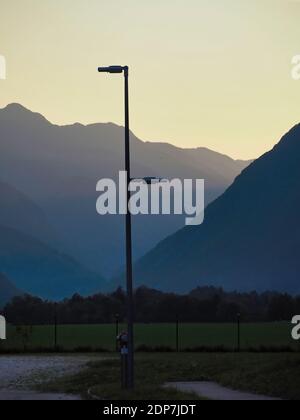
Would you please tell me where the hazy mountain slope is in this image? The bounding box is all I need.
[0,225,106,300]
[0,181,57,245]
[133,124,300,294]
[0,273,21,307]
[0,103,250,277]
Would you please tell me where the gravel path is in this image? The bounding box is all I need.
[0,354,100,400]
[165,382,281,401]
[0,391,80,400]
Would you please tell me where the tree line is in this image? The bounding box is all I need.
[2,286,300,325]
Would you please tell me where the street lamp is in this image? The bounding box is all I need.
[97,65,134,389]
[98,65,125,74]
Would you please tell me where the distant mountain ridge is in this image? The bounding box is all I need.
[0,103,250,279]
[0,180,106,300]
[133,124,300,294]
[0,224,106,300]
[0,181,57,245]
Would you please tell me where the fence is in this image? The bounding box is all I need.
[0,322,297,353]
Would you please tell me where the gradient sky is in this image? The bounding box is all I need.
[0,0,300,159]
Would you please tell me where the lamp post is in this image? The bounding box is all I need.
[98,65,134,389]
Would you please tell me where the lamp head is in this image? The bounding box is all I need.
[98,65,124,74]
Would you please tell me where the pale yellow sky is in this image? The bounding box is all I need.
[0,0,300,159]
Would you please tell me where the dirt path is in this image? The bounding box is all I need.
[165,382,280,401]
[0,354,100,400]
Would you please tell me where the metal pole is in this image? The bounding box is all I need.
[124,66,134,389]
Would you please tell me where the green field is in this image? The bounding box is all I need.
[1,322,297,352]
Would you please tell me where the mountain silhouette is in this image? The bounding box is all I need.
[0,181,57,245]
[0,103,250,277]
[0,179,107,300]
[0,225,106,300]
[0,273,21,307]
[133,124,300,294]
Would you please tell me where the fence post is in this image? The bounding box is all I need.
[176,315,179,352]
[115,314,120,352]
[54,303,58,351]
[237,313,241,352]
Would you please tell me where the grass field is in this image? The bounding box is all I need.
[41,352,300,400]
[1,322,297,352]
